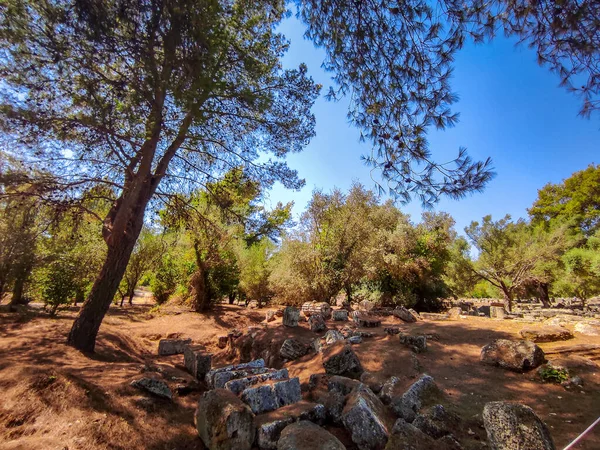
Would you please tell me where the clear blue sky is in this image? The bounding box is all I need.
[264,17,599,236]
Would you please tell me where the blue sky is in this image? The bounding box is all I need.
[264,17,599,236]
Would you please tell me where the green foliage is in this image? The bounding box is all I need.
[38,257,78,316]
[530,165,600,235]
[539,366,569,384]
[150,254,180,305]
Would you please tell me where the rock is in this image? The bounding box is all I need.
[323,343,364,379]
[280,338,309,360]
[266,310,277,322]
[412,405,461,439]
[328,375,364,395]
[379,376,401,405]
[419,312,448,320]
[483,401,555,450]
[333,310,349,321]
[357,314,382,327]
[480,339,545,372]
[385,327,402,335]
[355,331,374,338]
[213,367,273,389]
[277,421,346,450]
[390,375,439,423]
[248,300,259,309]
[302,301,333,320]
[399,335,427,353]
[348,336,362,344]
[217,335,229,349]
[241,378,302,414]
[130,377,172,400]
[574,322,600,336]
[325,329,345,345]
[195,389,255,450]
[359,300,375,311]
[360,372,383,394]
[313,337,325,353]
[309,314,327,332]
[393,307,418,323]
[183,345,212,380]
[255,402,326,449]
[490,306,506,319]
[324,389,346,425]
[205,359,265,388]
[447,307,462,319]
[409,309,422,320]
[519,326,573,342]
[224,368,289,395]
[342,387,391,450]
[562,375,584,388]
[385,418,436,450]
[157,338,192,355]
[283,307,300,327]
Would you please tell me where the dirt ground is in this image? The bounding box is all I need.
[0,298,598,450]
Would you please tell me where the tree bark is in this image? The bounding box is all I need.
[502,290,513,312]
[67,187,149,352]
[9,263,31,311]
[537,282,551,308]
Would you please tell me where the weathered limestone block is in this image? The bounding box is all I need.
[280,338,309,360]
[241,377,302,414]
[390,375,439,423]
[183,345,212,380]
[325,329,345,345]
[224,368,289,395]
[379,376,401,405]
[301,301,333,320]
[333,310,349,321]
[342,387,391,450]
[158,338,192,355]
[399,335,427,353]
[519,326,573,342]
[195,389,255,450]
[255,402,326,449]
[323,343,364,379]
[393,307,417,323]
[205,359,265,388]
[483,401,555,450]
[309,314,327,332]
[214,368,273,389]
[277,421,346,450]
[490,306,506,319]
[283,307,300,327]
[480,339,545,372]
[130,377,172,400]
[265,310,277,322]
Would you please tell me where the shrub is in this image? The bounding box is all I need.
[538,365,569,384]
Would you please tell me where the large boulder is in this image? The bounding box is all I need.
[490,306,506,319]
[224,368,289,395]
[390,375,439,423]
[205,359,265,388]
[241,377,302,414]
[277,421,346,450]
[393,307,417,323]
[379,376,401,405]
[328,375,364,396]
[255,401,326,449]
[323,343,364,379]
[385,419,436,450]
[280,339,309,361]
[483,401,555,450]
[412,405,461,439]
[480,339,545,372]
[342,387,392,450]
[158,338,192,355]
[283,307,300,327]
[195,389,255,450]
[519,326,573,343]
[130,377,172,400]
[309,314,327,332]
[446,307,462,319]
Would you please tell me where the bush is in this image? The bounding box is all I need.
[538,365,569,384]
[39,258,78,316]
[151,255,179,304]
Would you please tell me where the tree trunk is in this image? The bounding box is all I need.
[74,288,84,307]
[67,190,147,353]
[128,288,135,305]
[344,284,352,303]
[228,292,236,305]
[502,290,513,312]
[9,263,31,311]
[537,282,550,308]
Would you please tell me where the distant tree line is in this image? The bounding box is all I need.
[2,163,599,316]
